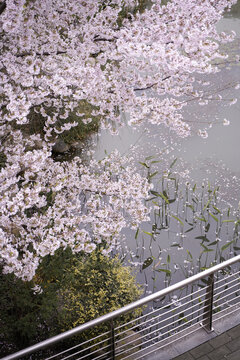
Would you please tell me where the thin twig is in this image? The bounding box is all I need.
[134,76,171,91]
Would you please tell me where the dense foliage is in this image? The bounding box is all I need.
[0,249,142,355]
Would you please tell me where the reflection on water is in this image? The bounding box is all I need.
[121,174,240,296]
[92,2,240,293]
[226,0,240,19]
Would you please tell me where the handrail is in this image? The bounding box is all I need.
[2,254,240,360]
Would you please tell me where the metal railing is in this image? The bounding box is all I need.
[2,254,240,360]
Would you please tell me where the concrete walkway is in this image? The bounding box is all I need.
[173,324,240,360]
[145,304,240,360]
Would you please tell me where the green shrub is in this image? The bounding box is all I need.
[0,249,142,356]
[56,251,142,334]
[0,269,46,354]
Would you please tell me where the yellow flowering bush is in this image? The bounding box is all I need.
[56,251,143,334]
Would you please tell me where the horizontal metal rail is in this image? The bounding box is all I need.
[2,254,240,360]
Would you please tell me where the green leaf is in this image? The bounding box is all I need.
[139,162,149,169]
[151,190,170,204]
[151,160,161,164]
[193,184,196,192]
[171,214,184,226]
[196,216,206,222]
[185,227,194,233]
[150,190,159,197]
[222,219,235,223]
[205,223,210,232]
[148,171,158,179]
[208,181,212,193]
[209,212,218,222]
[146,197,157,202]
[178,313,188,323]
[135,228,139,239]
[170,158,177,169]
[145,155,155,161]
[142,257,153,270]
[203,199,211,212]
[195,236,210,242]
[204,248,214,253]
[156,269,171,275]
[143,231,153,236]
[221,241,234,252]
[167,254,171,263]
[163,190,168,198]
[212,205,221,214]
[200,244,213,252]
[187,250,193,259]
[209,241,218,246]
[159,192,169,204]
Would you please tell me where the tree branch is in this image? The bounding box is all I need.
[94,37,116,42]
[16,50,67,57]
[134,76,171,91]
[0,1,6,15]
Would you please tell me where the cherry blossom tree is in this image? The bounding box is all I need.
[0,138,151,280]
[0,0,237,280]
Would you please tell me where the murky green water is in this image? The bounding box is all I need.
[91,1,240,294]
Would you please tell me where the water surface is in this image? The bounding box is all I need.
[91,2,240,294]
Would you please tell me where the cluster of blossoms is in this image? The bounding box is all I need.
[0,0,237,279]
[0,0,237,135]
[0,133,151,280]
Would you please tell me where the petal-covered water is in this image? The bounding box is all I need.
[92,1,240,294]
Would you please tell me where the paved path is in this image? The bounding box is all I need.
[146,305,240,360]
[173,324,240,360]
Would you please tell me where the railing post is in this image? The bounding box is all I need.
[201,273,214,332]
[109,319,115,360]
